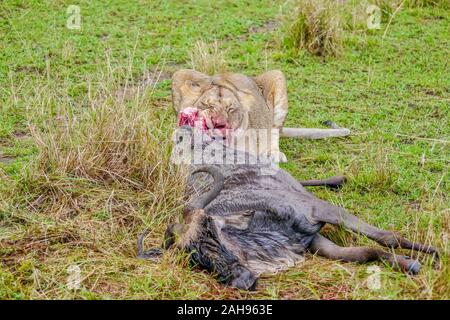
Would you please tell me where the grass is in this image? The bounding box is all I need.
[283,0,345,57]
[0,0,449,299]
[188,40,228,75]
[405,0,450,8]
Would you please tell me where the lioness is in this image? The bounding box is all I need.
[172,69,350,162]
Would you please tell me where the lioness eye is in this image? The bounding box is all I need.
[190,82,201,90]
[227,106,236,113]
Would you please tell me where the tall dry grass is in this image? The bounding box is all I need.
[283,0,345,57]
[24,61,185,208]
[345,0,399,30]
[0,56,190,298]
[405,0,450,8]
[29,57,188,217]
[188,40,228,75]
[282,0,447,57]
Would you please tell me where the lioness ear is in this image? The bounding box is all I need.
[171,69,211,112]
[253,70,288,128]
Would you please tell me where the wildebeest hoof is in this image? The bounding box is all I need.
[402,257,421,275]
[227,265,258,291]
[138,248,163,261]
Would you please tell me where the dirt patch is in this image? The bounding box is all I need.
[424,89,440,96]
[407,200,422,212]
[0,152,15,164]
[14,65,44,74]
[248,20,279,34]
[0,230,83,266]
[13,131,31,140]
[227,20,280,41]
[320,283,352,300]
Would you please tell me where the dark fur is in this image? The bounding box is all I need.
[138,127,438,290]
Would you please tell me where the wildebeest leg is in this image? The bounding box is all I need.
[137,223,181,260]
[312,205,438,255]
[309,234,422,274]
[223,264,258,291]
[298,175,346,189]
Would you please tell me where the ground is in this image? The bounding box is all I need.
[0,0,449,299]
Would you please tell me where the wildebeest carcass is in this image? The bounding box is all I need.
[138,127,438,290]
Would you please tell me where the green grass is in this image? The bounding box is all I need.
[0,0,449,299]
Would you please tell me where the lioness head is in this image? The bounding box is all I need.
[171,69,288,140]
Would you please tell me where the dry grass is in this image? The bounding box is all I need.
[347,0,448,31]
[405,0,450,8]
[0,57,192,299]
[22,60,186,219]
[345,0,399,30]
[283,0,345,57]
[188,40,228,75]
[283,0,447,50]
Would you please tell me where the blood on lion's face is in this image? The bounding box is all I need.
[177,84,246,140]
